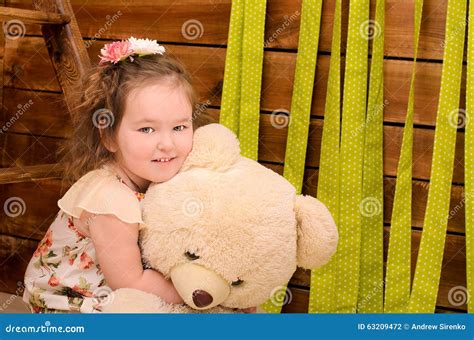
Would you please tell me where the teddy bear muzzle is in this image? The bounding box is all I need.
[170,263,230,310]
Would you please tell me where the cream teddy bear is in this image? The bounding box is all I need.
[103,123,338,313]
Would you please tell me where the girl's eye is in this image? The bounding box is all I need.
[139,127,154,134]
[174,125,187,132]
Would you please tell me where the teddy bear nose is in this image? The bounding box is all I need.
[192,289,213,307]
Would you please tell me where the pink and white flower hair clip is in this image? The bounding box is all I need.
[98,37,166,65]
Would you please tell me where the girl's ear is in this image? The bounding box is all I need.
[179,123,241,172]
[100,129,118,153]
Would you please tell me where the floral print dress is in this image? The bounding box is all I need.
[22,166,146,313]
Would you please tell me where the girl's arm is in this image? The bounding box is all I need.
[85,211,183,304]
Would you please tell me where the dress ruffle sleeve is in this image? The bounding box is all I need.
[57,169,144,225]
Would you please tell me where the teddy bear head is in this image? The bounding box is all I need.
[139,124,338,310]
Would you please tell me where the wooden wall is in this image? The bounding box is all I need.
[0,0,467,313]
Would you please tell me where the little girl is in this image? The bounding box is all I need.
[22,37,197,313]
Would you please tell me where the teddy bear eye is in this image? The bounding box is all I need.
[231,278,243,286]
[185,251,199,260]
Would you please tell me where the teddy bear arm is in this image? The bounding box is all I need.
[103,288,175,313]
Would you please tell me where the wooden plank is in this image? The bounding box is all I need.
[0,234,37,294]
[0,163,63,184]
[287,229,467,312]
[0,178,62,240]
[2,88,70,138]
[3,37,61,91]
[3,37,457,127]
[0,1,5,130]
[7,0,450,61]
[0,132,64,167]
[0,291,30,313]
[0,6,70,25]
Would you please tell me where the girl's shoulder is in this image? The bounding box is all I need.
[57,166,144,225]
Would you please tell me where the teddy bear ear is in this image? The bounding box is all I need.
[180,123,241,172]
[294,195,339,269]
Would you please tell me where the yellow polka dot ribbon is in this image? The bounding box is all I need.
[259,0,324,314]
[220,0,266,160]
[407,0,467,313]
[383,0,423,313]
[358,0,385,313]
[239,0,267,160]
[310,0,372,314]
[334,0,370,313]
[220,0,245,135]
[466,0,474,314]
[308,0,341,313]
[282,0,323,194]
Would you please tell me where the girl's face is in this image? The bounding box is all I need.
[108,80,194,191]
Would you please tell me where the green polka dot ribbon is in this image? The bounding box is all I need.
[309,0,341,313]
[239,0,267,160]
[383,0,423,313]
[220,0,267,152]
[334,0,370,313]
[310,0,371,314]
[220,0,245,135]
[260,0,323,314]
[466,0,474,314]
[407,0,467,313]
[282,0,323,193]
[358,0,385,313]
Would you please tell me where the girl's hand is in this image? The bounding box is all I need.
[88,213,184,304]
[241,306,257,313]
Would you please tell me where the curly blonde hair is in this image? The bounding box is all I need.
[59,53,198,191]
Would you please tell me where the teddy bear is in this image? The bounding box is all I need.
[102,123,338,313]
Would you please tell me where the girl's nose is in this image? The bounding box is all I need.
[156,133,174,151]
